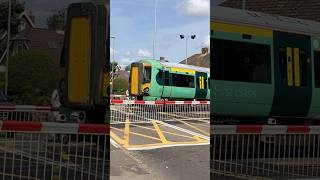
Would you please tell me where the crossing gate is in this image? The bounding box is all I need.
[0,121,109,180]
[212,125,320,179]
[110,100,210,124]
[0,105,58,122]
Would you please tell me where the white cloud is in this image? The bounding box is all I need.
[110,48,117,58]
[137,49,152,58]
[201,35,210,48]
[124,51,132,57]
[178,0,210,16]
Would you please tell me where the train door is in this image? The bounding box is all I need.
[195,72,208,99]
[271,31,312,118]
[161,70,172,99]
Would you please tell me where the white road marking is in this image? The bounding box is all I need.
[127,142,209,151]
[154,120,210,140]
[110,138,119,148]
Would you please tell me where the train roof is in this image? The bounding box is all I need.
[160,61,210,74]
[211,6,320,36]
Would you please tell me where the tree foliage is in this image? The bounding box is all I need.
[8,51,59,105]
[0,0,25,35]
[125,64,131,71]
[47,9,66,31]
[111,61,119,73]
[113,78,129,95]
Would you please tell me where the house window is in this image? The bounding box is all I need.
[48,41,58,49]
[17,41,24,53]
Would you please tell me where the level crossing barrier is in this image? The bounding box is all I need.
[212,125,320,179]
[0,105,58,122]
[110,100,210,124]
[0,120,109,180]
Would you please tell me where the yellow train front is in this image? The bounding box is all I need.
[130,59,210,101]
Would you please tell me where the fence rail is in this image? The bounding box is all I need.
[110,100,210,124]
[212,125,320,179]
[0,121,109,180]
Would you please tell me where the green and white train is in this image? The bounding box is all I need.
[129,59,210,101]
[212,6,320,124]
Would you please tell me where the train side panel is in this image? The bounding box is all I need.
[212,20,275,118]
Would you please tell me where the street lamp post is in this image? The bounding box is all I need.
[5,0,11,95]
[153,0,158,60]
[110,36,115,95]
[179,34,196,65]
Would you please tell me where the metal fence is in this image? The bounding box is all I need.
[212,125,320,179]
[110,100,210,124]
[0,121,109,180]
[0,105,57,122]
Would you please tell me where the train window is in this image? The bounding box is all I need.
[143,66,151,83]
[164,71,170,86]
[213,38,271,83]
[315,51,320,88]
[279,47,307,87]
[172,74,194,88]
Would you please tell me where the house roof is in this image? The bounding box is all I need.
[179,53,210,69]
[18,11,35,28]
[212,6,320,36]
[220,0,320,22]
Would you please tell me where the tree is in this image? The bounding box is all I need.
[125,64,131,71]
[0,0,25,35]
[111,62,120,73]
[47,9,66,31]
[8,51,59,105]
[113,78,129,95]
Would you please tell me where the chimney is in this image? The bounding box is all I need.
[202,47,209,54]
[159,57,168,62]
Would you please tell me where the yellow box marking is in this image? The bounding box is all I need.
[112,126,161,141]
[110,131,125,145]
[124,118,130,147]
[131,67,139,95]
[294,48,301,87]
[171,67,195,74]
[130,123,197,140]
[211,20,273,38]
[68,16,91,104]
[287,47,293,86]
[152,120,168,144]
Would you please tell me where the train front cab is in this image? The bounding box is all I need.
[130,62,151,100]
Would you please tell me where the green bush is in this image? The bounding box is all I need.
[113,78,129,95]
[8,51,59,105]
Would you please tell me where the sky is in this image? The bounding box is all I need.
[110,0,210,68]
[22,0,210,68]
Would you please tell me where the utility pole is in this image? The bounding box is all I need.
[110,36,115,95]
[242,0,246,10]
[5,0,11,95]
[153,0,158,60]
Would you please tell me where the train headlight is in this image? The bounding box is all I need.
[143,87,149,93]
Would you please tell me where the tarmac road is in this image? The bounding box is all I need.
[110,144,209,180]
